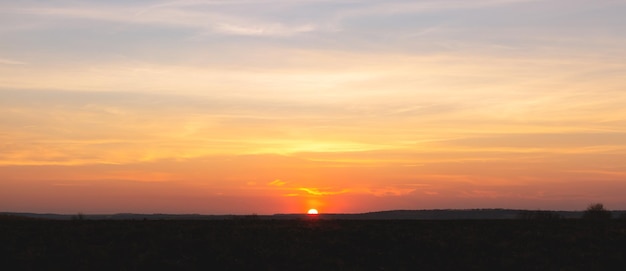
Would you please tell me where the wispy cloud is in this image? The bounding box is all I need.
[9,0,532,39]
[298,187,349,196]
[268,179,287,186]
[4,1,321,37]
[361,186,419,197]
[213,22,316,36]
[0,58,26,65]
[333,0,540,19]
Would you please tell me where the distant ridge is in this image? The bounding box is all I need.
[275,209,586,220]
[3,209,625,221]
[342,209,583,220]
[0,212,236,221]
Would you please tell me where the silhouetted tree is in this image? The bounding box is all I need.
[582,203,612,220]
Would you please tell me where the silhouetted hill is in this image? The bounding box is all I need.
[357,209,585,219]
[0,213,44,220]
[0,212,237,220]
[276,209,588,220]
[1,213,73,220]
[5,209,625,220]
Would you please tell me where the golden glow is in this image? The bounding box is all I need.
[2,0,626,214]
[307,209,319,215]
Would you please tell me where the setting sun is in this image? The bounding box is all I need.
[307,209,319,215]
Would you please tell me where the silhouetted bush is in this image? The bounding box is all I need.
[582,203,612,220]
[72,213,85,221]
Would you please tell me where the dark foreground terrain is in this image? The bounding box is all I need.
[2,218,625,270]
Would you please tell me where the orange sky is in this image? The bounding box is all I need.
[2,0,626,214]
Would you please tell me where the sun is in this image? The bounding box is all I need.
[307,208,319,215]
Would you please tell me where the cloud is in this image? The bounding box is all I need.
[333,0,540,20]
[445,133,626,149]
[366,187,418,197]
[298,187,349,196]
[0,58,26,65]
[213,22,316,36]
[4,1,321,37]
[6,0,537,39]
[269,179,287,186]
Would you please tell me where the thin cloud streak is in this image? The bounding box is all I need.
[335,0,541,19]
[0,58,26,65]
[4,2,322,37]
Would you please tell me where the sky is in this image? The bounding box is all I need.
[2,0,626,214]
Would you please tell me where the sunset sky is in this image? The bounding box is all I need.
[2,0,626,214]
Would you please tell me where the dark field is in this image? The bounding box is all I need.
[2,218,625,270]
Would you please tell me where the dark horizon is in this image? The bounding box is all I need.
[4,207,625,221]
